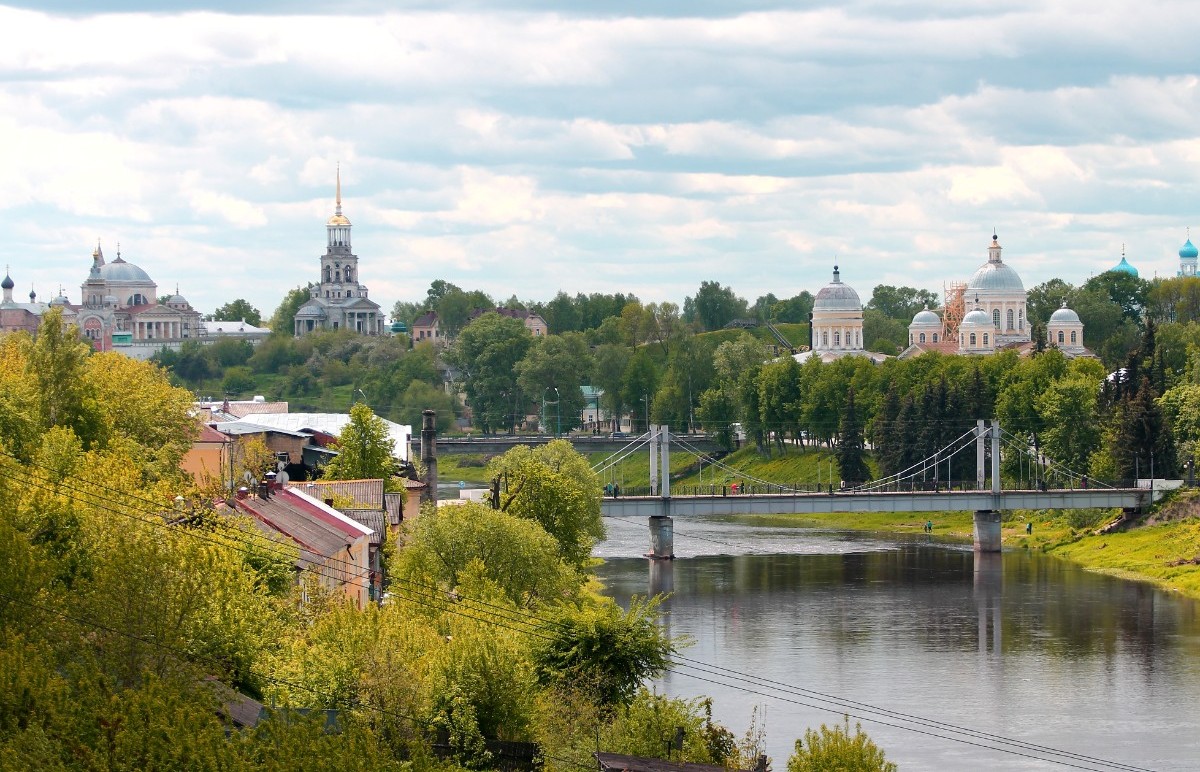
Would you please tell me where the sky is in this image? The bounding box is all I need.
[2,1,1198,320]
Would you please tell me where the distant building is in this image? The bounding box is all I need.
[227,482,375,607]
[411,311,442,344]
[793,265,887,364]
[1110,246,1139,278]
[901,233,1092,359]
[293,169,385,336]
[1178,232,1197,278]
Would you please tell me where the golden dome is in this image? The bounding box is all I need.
[327,213,351,226]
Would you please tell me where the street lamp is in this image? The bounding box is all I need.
[542,387,561,437]
[640,394,649,435]
[554,386,561,437]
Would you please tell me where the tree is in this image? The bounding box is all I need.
[773,291,814,324]
[270,285,312,335]
[488,440,604,568]
[593,344,631,431]
[448,313,533,434]
[1026,278,1076,325]
[392,502,582,608]
[837,387,870,485]
[1037,374,1102,473]
[1111,378,1177,480]
[689,281,748,331]
[862,309,906,355]
[787,716,897,772]
[532,597,674,709]
[211,299,262,327]
[866,285,938,321]
[1084,270,1150,324]
[322,403,397,483]
[516,334,594,434]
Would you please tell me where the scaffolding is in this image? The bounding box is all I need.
[942,281,966,341]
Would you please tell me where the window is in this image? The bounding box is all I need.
[1019,310,1024,330]
[1058,331,1065,344]
[970,333,977,345]
[834,331,841,346]
[992,309,1001,328]
[1071,331,1077,344]
[933,333,939,343]
[325,266,332,282]
[983,333,989,345]
[1007,309,1014,330]
[919,333,926,343]
[822,331,828,347]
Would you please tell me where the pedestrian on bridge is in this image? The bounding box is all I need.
[614,483,620,498]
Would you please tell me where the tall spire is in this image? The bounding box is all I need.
[335,162,343,217]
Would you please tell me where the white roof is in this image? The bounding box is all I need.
[242,412,411,461]
[203,319,271,335]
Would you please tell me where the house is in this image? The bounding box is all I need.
[285,478,414,584]
[182,422,232,485]
[227,482,375,607]
[412,312,442,344]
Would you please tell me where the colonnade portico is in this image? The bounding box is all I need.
[136,319,190,340]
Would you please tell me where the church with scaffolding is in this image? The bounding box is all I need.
[900,233,1089,359]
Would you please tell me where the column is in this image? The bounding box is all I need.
[648,515,674,559]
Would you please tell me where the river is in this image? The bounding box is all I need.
[594,515,1200,771]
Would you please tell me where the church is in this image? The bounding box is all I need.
[901,233,1089,359]
[1,244,204,359]
[293,171,385,336]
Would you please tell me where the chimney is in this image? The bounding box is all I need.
[265,470,278,491]
[420,409,438,505]
[236,486,249,500]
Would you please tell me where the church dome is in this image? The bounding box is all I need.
[1110,256,1138,277]
[168,293,188,305]
[813,266,862,312]
[100,257,153,283]
[910,308,940,326]
[327,212,351,226]
[962,308,990,327]
[1,273,13,290]
[1180,239,1198,260]
[1050,305,1081,323]
[967,261,1025,293]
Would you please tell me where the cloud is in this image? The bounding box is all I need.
[2,2,1200,317]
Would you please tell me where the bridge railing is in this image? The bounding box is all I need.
[601,477,1136,498]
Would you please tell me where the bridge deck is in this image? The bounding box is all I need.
[600,488,1152,517]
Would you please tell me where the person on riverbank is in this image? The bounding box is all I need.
[924,520,933,533]
[1026,521,1033,535]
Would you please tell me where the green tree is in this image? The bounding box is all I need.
[392,502,582,608]
[1038,374,1102,473]
[787,716,897,772]
[271,285,313,335]
[1111,378,1177,480]
[862,309,906,355]
[688,281,749,331]
[837,387,870,485]
[532,597,674,708]
[448,313,533,434]
[772,291,814,324]
[211,298,262,326]
[323,403,397,484]
[516,334,594,434]
[1026,278,1076,325]
[593,344,631,432]
[866,284,938,321]
[488,440,604,568]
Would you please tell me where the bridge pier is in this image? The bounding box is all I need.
[973,510,1002,552]
[648,514,674,559]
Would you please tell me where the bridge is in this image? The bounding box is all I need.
[593,421,1165,555]
[430,433,726,456]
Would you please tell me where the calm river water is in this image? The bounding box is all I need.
[594,515,1200,771]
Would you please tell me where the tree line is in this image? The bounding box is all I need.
[0,309,898,770]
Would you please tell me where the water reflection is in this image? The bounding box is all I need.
[596,518,1200,770]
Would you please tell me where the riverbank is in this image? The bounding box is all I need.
[739,492,1200,598]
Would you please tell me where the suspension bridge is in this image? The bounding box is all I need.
[592,421,1159,555]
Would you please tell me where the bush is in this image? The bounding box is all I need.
[787,716,896,772]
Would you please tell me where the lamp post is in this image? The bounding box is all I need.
[542,387,561,437]
[640,394,649,435]
[554,386,561,437]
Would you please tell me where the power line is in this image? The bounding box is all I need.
[1,451,1153,770]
